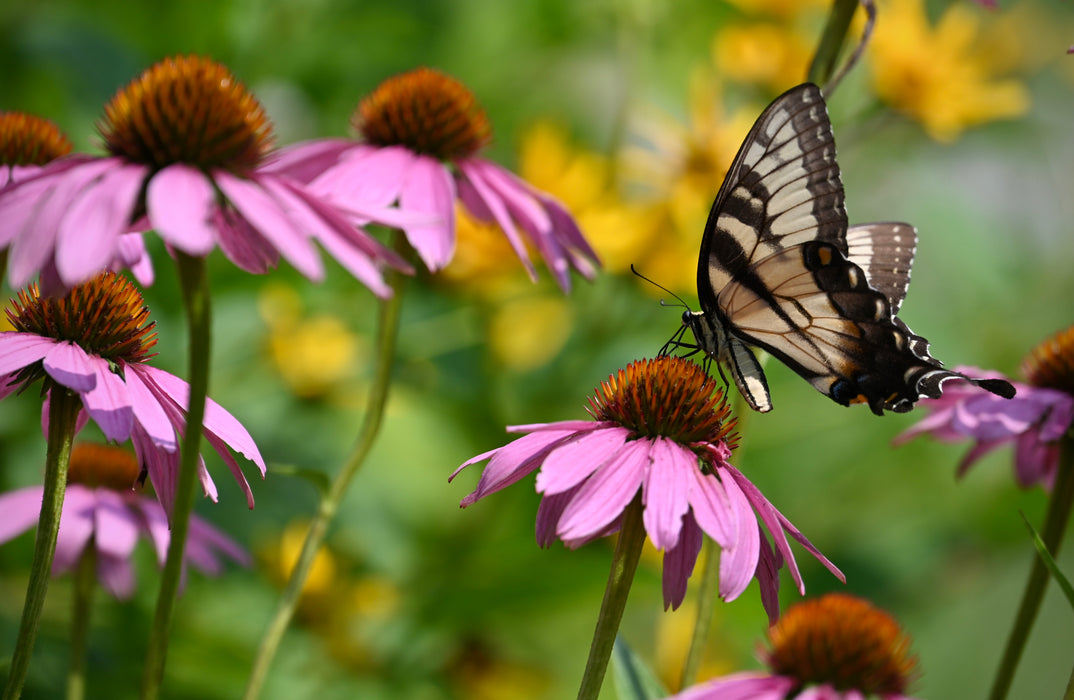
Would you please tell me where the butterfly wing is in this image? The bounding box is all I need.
[690,84,1013,413]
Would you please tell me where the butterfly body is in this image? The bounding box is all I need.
[675,83,1014,415]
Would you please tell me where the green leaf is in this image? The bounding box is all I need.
[1021,511,1074,612]
[612,636,669,700]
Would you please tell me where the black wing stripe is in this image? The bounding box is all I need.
[845,223,917,312]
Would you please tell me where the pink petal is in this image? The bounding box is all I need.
[535,485,580,547]
[556,441,649,542]
[53,486,96,573]
[0,486,46,543]
[261,139,356,181]
[725,465,807,593]
[672,673,793,700]
[92,490,141,560]
[456,429,580,506]
[685,468,733,548]
[399,156,456,271]
[124,365,178,452]
[98,554,138,599]
[311,144,414,207]
[754,538,782,624]
[80,358,133,442]
[55,163,145,285]
[215,171,324,281]
[642,438,693,550]
[716,467,760,603]
[186,513,251,572]
[456,160,537,280]
[0,333,54,375]
[535,426,631,495]
[661,514,703,610]
[132,425,178,519]
[146,164,218,255]
[42,341,98,392]
[115,233,156,286]
[213,206,280,274]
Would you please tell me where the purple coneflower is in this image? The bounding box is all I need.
[0,111,153,291]
[266,67,599,288]
[667,593,920,700]
[0,56,411,295]
[450,355,842,619]
[0,271,265,518]
[896,325,1074,489]
[0,443,248,598]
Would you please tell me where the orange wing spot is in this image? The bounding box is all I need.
[848,394,868,405]
[817,246,832,266]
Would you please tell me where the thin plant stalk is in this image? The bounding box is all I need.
[243,231,410,700]
[576,496,647,700]
[2,388,81,700]
[678,375,755,689]
[988,436,1074,700]
[140,253,212,700]
[807,0,860,87]
[66,545,97,700]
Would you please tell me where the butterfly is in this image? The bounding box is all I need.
[663,82,1015,415]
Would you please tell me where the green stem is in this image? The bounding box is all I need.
[66,544,96,700]
[1065,659,1074,700]
[678,359,758,689]
[242,232,410,700]
[988,435,1074,700]
[140,253,211,700]
[807,0,861,88]
[576,496,647,700]
[2,388,80,700]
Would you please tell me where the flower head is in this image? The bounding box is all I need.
[896,325,1074,489]
[668,593,920,700]
[450,356,842,618]
[266,67,600,288]
[0,443,249,599]
[0,112,73,184]
[0,55,410,294]
[0,272,266,518]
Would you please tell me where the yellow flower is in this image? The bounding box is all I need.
[712,23,813,94]
[869,0,1030,141]
[258,283,363,399]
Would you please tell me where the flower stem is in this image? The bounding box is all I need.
[679,364,756,689]
[242,232,409,700]
[140,253,211,700]
[988,435,1074,700]
[66,544,96,700]
[576,495,647,700]
[2,388,80,700]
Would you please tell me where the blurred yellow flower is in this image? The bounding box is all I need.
[259,521,341,621]
[258,283,363,399]
[869,0,1030,141]
[654,597,737,693]
[712,23,813,93]
[724,0,827,19]
[488,293,573,372]
[448,639,549,700]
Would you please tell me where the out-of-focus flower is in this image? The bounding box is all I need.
[451,356,842,619]
[723,0,827,19]
[666,593,920,700]
[0,272,265,518]
[0,443,248,599]
[896,325,1074,489]
[869,0,1029,141]
[623,72,756,293]
[447,638,550,700]
[258,283,362,399]
[0,112,154,288]
[712,24,813,94]
[267,68,600,290]
[0,55,410,295]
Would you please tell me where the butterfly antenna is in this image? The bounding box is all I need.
[630,264,692,311]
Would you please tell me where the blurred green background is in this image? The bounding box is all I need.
[2,0,1074,698]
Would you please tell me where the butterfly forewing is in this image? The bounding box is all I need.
[682,82,1015,414]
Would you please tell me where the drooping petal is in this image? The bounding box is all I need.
[146,164,217,255]
[641,437,693,551]
[132,424,178,519]
[92,490,142,561]
[661,514,703,610]
[535,485,581,548]
[115,233,155,287]
[42,340,98,392]
[80,358,134,442]
[310,144,414,207]
[124,365,178,452]
[456,160,537,280]
[213,206,280,274]
[55,163,145,285]
[556,440,649,542]
[398,155,456,271]
[215,171,324,281]
[754,537,782,625]
[97,554,137,599]
[685,467,733,548]
[535,427,631,496]
[0,486,46,543]
[715,466,761,603]
[185,513,251,573]
[261,139,355,182]
[52,486,96,573]
[0,333,54,375]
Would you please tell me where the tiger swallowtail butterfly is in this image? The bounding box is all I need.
[664,82,1015,415]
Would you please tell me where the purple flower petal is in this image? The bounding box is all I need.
[535,427,630,495]
[146,164,218,255]
[556,440,649,542]
[215,171,325,281]
[455,428,580,506]
[456,160,537,280]
[715,467,761,603]
[642,437,692,550]
[42,341,98,392]
[115,233,155,287]
[262,139,356,182]
[53,486,96,573]
[0,486,45,543]
[213,206,280,274]
[186,513,251,572]
[662,514,703,610]
[535,485,581,547]
[97,554,137,599]
[311,144,414,207]
[671,672,793,700]
[399,156,456,271]
[0,333,54,375]
[92,490,141,560]
[80,358,134,442]
[684,467,733,548]
[123,364,178,452]
[55,163,145,285]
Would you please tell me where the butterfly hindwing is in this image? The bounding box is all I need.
[678,83,1015,414]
